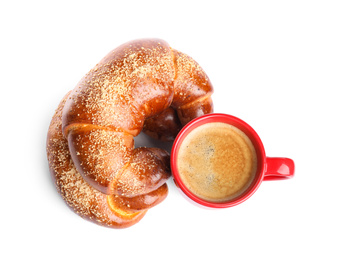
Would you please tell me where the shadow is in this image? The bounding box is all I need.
[134,132,174,154]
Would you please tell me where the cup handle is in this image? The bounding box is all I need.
[263,157,295,181]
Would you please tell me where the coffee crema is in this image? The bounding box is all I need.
[177,122,257,202]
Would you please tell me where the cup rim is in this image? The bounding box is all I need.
[170,113,266,208]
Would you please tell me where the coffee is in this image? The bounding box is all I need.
[177,122,257,202]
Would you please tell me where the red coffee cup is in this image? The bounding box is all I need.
[171,113,295,208]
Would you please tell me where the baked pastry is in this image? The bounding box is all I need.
[47,39,214,228]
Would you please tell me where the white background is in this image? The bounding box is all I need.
[1,1,336,259]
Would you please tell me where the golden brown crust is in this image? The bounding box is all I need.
[62,39,175,136]
[108,184,168,213]
[171,49,214,125]
[47,93,146,228]
[113,147,170,197]
[142,48,214,138]
[47,39,213,228]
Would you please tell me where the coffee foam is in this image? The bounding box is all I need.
[177,122,257,202]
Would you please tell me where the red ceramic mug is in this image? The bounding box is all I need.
[171,113,295,208]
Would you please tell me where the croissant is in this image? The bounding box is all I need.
[47,39,214,228]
